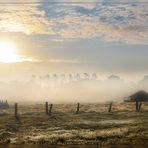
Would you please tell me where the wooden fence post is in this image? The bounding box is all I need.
[45,102,48,115]
[108,102,112,112]
[136,101,139,112]
[76,103,80,114]
[14,103,18,117]
[49,104,53,114]
[138,102,142,112]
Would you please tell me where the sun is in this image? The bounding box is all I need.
[0,41,21,63]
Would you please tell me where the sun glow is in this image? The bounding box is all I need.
[0,41,21,63]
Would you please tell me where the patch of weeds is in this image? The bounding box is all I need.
[50,136,67,144]
[38,138,50,145]
[56,137,66,144]
[5,124,20,132]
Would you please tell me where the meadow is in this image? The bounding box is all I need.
[0,102,148,146]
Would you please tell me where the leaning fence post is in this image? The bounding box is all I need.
[108,102,112,112]
[14,103,18,117]
[45,102,48,115]
[76,103,80,114]
[138,102,142,112]
[49,104,53,114]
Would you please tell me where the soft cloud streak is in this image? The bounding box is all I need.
[0,3,54,34]
[0,0,147,44]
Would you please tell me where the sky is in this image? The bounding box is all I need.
[0,0,148,81]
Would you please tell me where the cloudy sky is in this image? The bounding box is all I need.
[0,0,148,80]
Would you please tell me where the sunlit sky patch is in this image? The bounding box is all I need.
[0,0,148,79]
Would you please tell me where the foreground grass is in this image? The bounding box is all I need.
[0,103,148,145]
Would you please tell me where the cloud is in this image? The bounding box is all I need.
[0,0,147,44]
[46,59,79,63]
[0,2,55,35]
[46,1,147,44]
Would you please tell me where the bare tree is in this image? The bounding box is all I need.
[69,74,73,82]
[75,73,81,81]
[92,73,98,80]
[84,73,90,80]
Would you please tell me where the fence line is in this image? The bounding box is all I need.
[5,101,147,118]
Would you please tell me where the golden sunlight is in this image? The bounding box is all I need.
[0,41,22,63]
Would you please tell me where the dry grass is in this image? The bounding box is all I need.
[0,102,148,145]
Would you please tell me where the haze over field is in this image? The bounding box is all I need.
[0,74,148,102]
[0,0,148,102]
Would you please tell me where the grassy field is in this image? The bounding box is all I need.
[0,102,148,146]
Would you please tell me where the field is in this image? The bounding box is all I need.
[0,102,148,146]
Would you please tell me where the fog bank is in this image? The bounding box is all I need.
[0,74,148,103]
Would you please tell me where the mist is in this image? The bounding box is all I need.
[0,74,148,103]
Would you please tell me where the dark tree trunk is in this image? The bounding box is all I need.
[136,101,139,112]
[138,102,142,112]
